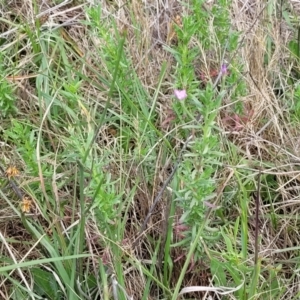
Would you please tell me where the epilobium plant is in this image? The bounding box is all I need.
[168,0,243,281]
[174,85,224,249]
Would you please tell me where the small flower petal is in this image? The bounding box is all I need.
[221,64,228,75]
[174,89,187,100]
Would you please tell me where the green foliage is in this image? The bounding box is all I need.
[289,39,300,61]
[0,76,17,118]
[3,120,37,171]
[291,84,300,121]
[173,87,224,263]
[89,166,123,231]
[32,268,61,300]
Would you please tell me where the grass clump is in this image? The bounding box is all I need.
[1,0,300,299]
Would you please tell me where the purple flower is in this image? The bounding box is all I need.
[221,64,228,75]
[174,89,187,101]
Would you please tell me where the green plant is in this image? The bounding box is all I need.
[0,77,17,118]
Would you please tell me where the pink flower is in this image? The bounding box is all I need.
[221,64,228,75]
[174,89,187,101]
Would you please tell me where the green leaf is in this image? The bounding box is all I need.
[210,258,226,285]
[289,40,300,60]
[32,268,60,299]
